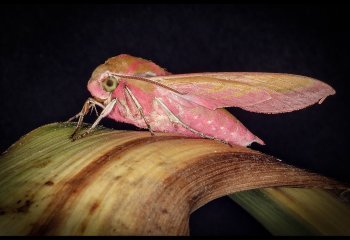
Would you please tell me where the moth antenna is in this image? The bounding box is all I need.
[111,73,183,95]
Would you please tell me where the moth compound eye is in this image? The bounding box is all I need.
[102,76,118,92]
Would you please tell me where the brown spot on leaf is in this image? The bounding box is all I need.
[89,202,100,215]
[44,181,54,186]
[79,221,87,234]
[17,200,33,213]
[114,175,122,181]
[161,208,168,214]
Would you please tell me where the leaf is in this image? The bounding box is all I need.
[0,123,348,235]
[230,188,350,235]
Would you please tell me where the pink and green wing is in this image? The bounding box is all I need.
[152,73,335,113]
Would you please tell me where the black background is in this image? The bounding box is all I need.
[1,4,349,235]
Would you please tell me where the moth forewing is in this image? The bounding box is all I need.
[150,72,336,113]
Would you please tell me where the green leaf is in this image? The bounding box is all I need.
[0,122,348,235]
[230,188,350,235]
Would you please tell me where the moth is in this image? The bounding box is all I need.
[68,54,335,146]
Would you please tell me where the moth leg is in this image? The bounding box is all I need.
[66,99,89,123]
[67,98,105,122]
[90,103,99,116]
[72,99,117,141]
[68,98,105,139]
[124,86,155,136]
[154,98,229,145]
[68,98,92,139]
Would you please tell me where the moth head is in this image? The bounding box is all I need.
[87,53,168,103]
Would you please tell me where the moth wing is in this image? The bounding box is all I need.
[150,72,336,114]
